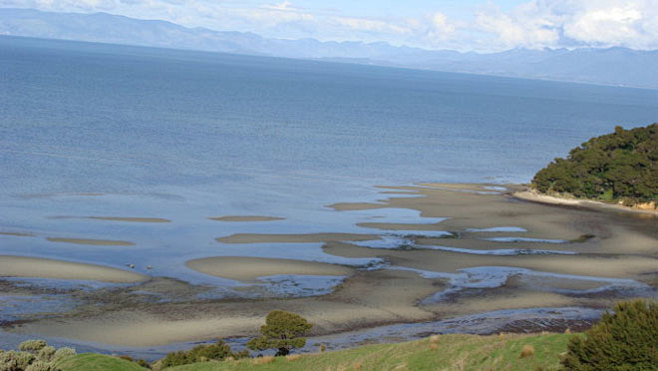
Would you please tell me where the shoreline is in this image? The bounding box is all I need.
[1,182,656,351]
[513,188,658,216]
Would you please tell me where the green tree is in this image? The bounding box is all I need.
[562,299,657,370]
[247,310,313,356]
[532,123,657,205]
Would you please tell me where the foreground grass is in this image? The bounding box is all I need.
[163,333,570,371]
[56,353,148,371]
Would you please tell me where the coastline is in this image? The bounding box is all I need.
[513,188,658,216]
[1,182,656,351]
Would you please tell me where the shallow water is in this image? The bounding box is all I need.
[1,36,657,351]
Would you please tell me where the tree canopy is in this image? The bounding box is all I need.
[246,310,313,356]
[532,123,657,206]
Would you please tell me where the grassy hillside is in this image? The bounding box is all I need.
[57,333,571,371]
[165,333,570,371]
[532,123,657,206]
[55,353,149,371]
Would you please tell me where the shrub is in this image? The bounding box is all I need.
[562,299,658,370]
[24,361,55,371]
[35,347,54,363]
[17,341,46,354]
[1,341,79,371]
[136,359,150,369]
[52,347,76,362]
[0,350,35,371]
[247,310,313,356]
[160,339,237,368]
[519,345,535,358]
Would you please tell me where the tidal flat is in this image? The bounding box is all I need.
[0,184,656,352]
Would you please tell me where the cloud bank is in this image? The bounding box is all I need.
[2,0,657,51]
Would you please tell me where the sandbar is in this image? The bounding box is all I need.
[0,255,147,283]
[216,232,378,244]
[186,257,354,282]
[88,217,171,223]
[0,232,34,237]
[46,237,135,246]
[209,215,284,222]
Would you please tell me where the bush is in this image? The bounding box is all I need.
[562,299,658,370]
[52,348,76,362]
[247,310,313,356]
[0,340,77,371]
[34,348,54,364]
[0,351,35,371]
[17,342,46,354]
[24,361,55,371]
[160,339,238,368]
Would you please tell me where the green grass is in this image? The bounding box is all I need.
[56,353,148,371]
[163,333,570,371]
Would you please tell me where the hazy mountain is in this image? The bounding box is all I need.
[2,8,657,89]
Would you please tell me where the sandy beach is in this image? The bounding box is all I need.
[514,189,658,215]
[186,256,354,282]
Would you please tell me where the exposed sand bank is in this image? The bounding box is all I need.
[0,256,147,283]
[209,216,285,222]
[8,270,443,347]
[186,257,353,282]
[46,237,135,246]
[49,216,170,222]
[0,232,34,237]
[216,233,378,244]
[88,217,171,223]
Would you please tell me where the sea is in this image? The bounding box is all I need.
[1,35,657,282]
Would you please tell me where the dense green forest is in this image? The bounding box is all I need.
[532,123,657,206]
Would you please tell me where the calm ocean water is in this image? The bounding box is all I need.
[1,36,657,281]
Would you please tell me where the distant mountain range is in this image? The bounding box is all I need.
[2,8,657,89]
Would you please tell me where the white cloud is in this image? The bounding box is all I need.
[473,0,658,50]
[331,16,411,35]
[564,2,652,47]
[2,0,658,51]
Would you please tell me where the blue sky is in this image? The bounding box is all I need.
[2,0,657,51]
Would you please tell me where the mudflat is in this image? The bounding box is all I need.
[3,183,656,348]
[0,255,148,283]
[186,256,354,282]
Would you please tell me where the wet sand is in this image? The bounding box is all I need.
[186,257,353,282]
[48,216,170,222]
[88,217,171,223]
[209,216,285,222]
[0,256,147,283]
[217,233,379,244]
[3,183,656,349]
[46,238,135,246]
[0,232,34,237]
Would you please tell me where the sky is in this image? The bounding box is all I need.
[2,0,658,52]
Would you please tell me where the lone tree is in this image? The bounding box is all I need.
[562,299,657,370]
[247,310,313,356]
